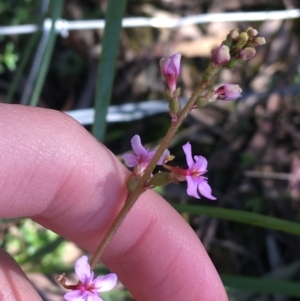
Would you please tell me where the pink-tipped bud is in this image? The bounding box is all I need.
[214,84,242,101]
[228,29,239,41]
[211,45,230,66]
[252,37,266,46]
[246,27,258,37]
[160,53,181,93]
[238,47,256,60]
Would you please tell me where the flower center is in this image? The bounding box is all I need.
[77,283,95,294]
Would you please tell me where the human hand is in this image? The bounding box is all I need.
[0,103,228,301]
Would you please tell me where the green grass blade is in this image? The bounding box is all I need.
[173,204,300,235]
[29,0,64,107]
[92,0,128,141]
[222,275,300,297]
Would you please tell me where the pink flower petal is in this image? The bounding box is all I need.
[186,176,200,199]
[171,53,181,74]
[64,290,86,301]
[198,181,216,200]
[159,57,170,77]
[182,142,194,168]
[145,149,156,162]
[131,135,147,157]
[75,256,92,284]
[94,273,118,292]
[157,149,170,165]
[87,295,103,301]
[121,153,139,167]
[193,155,208,172]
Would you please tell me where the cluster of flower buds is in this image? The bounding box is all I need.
[159,28,265,113]
[224,27,266,67]
[210,27,265,68]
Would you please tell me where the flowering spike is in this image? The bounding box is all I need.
[160,53,181,93]
[62,256,117,301]
[214,84,242,101]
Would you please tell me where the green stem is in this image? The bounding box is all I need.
[92,0,127,142]
[29,0,64,107]
[89,66,217,269]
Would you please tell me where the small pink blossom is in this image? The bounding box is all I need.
[122,135,170,174]
[182,142,216,200]
[164,143,216,200]
[214,84,242,101]
[64,256,117,301]
[159,53,181,93]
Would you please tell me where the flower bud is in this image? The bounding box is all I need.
[228,29,239,41]
[160,53,181,93]
[224,29,239,47]
[211,45,230,66]
[235,32,249,51]
[214,84,242,101]
[246,27,258,37]
[238,47,256,60]
[252,37,266,46]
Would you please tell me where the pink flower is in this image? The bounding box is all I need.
[164,143,216,200]
[214,84,242,101]
[159,53,181,93]
[182,142,216,200]
[64,256,117,301]
[122,135,170,174]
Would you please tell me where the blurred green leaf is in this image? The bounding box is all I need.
[223,274,300,297]
[0,42,18,73]
[173,204,300,235]
[227,262,300,300]
[19,236,65,265]
[92,0,128,141]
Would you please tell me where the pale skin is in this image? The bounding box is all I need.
[0,103,228,301]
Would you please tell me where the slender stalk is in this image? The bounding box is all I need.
[29,0,64,107]
[90,75,214,269]
[92,0,127,141]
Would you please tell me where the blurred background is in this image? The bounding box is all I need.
[1,0,300,300]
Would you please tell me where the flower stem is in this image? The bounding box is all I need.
[89,65,217,269]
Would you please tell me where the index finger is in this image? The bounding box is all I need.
[0,103,227,301]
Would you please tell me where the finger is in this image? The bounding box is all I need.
[0,248,42,301]
[0,104,227,301]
